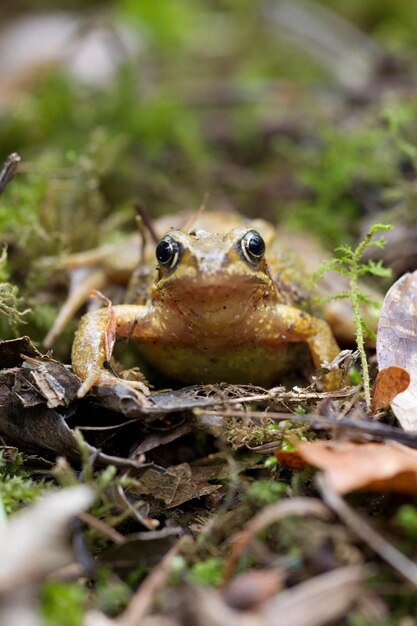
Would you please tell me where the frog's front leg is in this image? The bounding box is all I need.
[262,304,341,390]
[71,304,153,398]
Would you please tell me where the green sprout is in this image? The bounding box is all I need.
[314,224,392,412]
[0,246,30,328]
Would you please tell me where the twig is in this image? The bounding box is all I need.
[317,473,417,587]
[226,386,358,404]
[78,511,126,545]
[224,497,331,581]
[117,540,182,625]
[0,153,21,194]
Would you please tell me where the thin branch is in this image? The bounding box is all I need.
[317,473,417,587]
[78,511,126,545]
[224,497,331,581]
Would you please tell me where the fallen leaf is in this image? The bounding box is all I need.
[131,423,191,456]
[371,366,410,412]
[276,449,307,470]
[377,271,417,430]
[296,440,417,495]
[0,336,42,367]
[135,463,222,508]
[98,527,181,569]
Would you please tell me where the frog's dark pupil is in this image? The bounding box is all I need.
[240,230,265,264]
[156,239,174,265]
[248,233,265,257]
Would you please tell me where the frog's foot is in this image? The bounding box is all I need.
[118,366,150,386]
[76,367,150,399]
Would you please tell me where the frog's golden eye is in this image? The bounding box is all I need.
[240,230,265,265]
[156,236,181,270]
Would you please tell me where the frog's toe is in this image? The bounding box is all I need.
[117,379,151,396]
[76,367,110,398]
[76,366,151,400]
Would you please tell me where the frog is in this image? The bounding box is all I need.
[70,212,341,397]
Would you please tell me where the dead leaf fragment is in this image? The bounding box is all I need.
[371,366,410,412]
[276,449,307,470]
[296,440,417,495]
[136,463,221,508]
[377,271,417,430]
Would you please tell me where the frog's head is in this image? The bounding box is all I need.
[152,227,276,319]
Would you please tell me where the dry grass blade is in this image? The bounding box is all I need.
[78,512,125,545]
[317,473,417,586]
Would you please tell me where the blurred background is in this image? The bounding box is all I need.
[1,0,417,346]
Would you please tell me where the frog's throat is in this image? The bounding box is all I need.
[153,282,275,331]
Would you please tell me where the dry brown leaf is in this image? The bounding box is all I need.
[371,366,410,412]
[276,449,307,470]
[296,440,417,495]
[135,463,221,508]
[377,271,417,430]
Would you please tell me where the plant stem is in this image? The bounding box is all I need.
[350,238,371,412]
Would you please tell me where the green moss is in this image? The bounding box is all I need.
[245,479,287,507]
[291,124,397,244]
[40,581,87,626]
[395,505,417,540]
[0,452,51,515]
[189,557,225,587]
[95,569,132,616]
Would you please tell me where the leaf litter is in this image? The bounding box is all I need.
[4,328,417,624]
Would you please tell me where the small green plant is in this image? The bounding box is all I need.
[245,479,287,506]
[0,246,30,328]
[0,452,51,515]
[314,224,392,412]
[41,581,87,626]
[395,505,417,540]
[189,557,224,587]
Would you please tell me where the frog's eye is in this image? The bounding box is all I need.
[156,236,181,270]
[240,230,265,264]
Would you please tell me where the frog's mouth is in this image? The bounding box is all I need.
[159,274,271,313]
[160,272,270,295]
